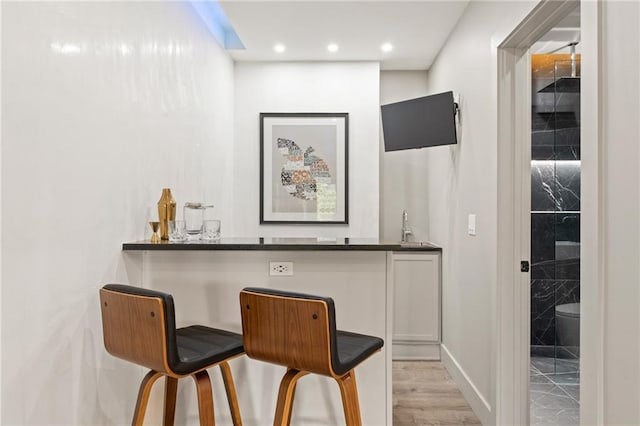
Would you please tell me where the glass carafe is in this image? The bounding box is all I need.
[183,202,213,239]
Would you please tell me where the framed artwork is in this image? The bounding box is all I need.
[260,113,349,224]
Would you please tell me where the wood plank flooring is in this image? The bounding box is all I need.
[393,361,482,426]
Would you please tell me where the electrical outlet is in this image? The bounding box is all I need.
[270,261,293,276]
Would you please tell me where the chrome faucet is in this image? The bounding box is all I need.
[401,210,413,242]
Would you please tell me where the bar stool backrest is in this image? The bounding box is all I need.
[240,287,338,377]
[100,284,177,375]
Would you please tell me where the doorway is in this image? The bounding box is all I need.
[529,19,581,424]
[495,0,601,424]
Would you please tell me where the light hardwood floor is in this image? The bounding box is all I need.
[393,361,481,426]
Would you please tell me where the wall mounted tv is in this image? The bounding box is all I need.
[381,91,458,152]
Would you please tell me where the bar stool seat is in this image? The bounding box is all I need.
[239,287,384,426]
[174,325,244,375]
[100,284,244,426]
[333,330,384,376]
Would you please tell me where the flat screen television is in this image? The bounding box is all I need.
[381,91,457,151]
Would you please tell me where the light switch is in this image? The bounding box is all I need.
[468,214,476,236]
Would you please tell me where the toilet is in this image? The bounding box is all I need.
[555,302,580,348]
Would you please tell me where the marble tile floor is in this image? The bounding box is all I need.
[393,361,481,425]
[530,356,580,426]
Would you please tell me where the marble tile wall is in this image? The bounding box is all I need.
[531,279,580,346]
[531,162,581,212]
[530,55,581,352]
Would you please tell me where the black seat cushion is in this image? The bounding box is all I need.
[172,325,244,376]
[333,330,384,376]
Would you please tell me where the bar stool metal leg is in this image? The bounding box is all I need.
[132,370,163,426]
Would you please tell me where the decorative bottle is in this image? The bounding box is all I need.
[157,188,176,240]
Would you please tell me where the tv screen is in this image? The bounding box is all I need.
[381,91,457,151]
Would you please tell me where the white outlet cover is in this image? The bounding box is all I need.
[269,261,293,276]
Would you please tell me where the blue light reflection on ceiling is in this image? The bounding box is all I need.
[189,1,245,49]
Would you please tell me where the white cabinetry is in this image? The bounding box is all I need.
[391,252,441,360]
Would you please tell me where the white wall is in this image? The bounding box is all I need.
[233,62,380,238]
[594,1,640,423]
[0,2,4,420]
[1,2,234,424]
[421,1,537,423]
[379,71,430,242]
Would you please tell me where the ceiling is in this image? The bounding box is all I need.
[219,1,469,70]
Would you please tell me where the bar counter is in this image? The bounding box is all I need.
[123,237,442,252]
[122,237,441,425]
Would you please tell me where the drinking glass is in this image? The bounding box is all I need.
[202,220,221,241]
[169,220,187,242]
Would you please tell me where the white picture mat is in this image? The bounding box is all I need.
[263,116,347,222]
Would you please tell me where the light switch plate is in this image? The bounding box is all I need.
[468,214,476,236]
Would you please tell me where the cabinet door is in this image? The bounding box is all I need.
[392,253,441,343]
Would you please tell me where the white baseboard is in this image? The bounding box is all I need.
[440,344,492,425]
[392,342,440,360]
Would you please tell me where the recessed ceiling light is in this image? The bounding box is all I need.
[381,43,393,53]
[274,44,286,53]
[327,43,339,53]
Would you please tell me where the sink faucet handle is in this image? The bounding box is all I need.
[401,210,412,242]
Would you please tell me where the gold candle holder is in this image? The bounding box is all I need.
[149,221,160,243]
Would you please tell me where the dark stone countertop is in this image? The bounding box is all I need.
[122,237,442,252]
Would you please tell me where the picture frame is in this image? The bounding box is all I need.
[260,113,349,224]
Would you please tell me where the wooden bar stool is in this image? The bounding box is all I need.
[99,284,244,426]
[239,287,384,426]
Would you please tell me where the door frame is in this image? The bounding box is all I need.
[495,0,603,424]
